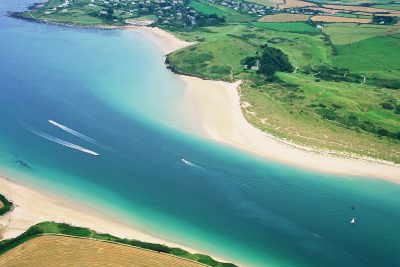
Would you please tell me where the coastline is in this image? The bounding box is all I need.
[0,176,229,263]
[0,21,398,267]
[131,26,400,183]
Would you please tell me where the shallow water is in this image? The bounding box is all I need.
[1,1,399,266]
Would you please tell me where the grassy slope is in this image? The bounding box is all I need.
[0,195,12,216]
[0,222,236,267]
[24,0,122,25]
[324,24,400,82]
[168,22,400,162]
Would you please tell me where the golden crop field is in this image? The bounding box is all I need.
[259,13,310,22]
[0,235,208,267]
[311,15,371,23]
[323,4,395,13]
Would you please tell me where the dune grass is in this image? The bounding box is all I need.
[0,195,12,216]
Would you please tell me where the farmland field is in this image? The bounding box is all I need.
[322,4,398,13]
[258,13,310,22]
[0,222,232,267]
[245,0,283,7]
[306,0,394,4]
[189,0,254,22]
[251,21,320,32]
[372,4,400,11]
[311,15,371,23]
[0,235,207,267]
[277,0,316,8]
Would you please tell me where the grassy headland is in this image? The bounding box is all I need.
[0,195,12,216]
[11,0,400,163]
[0,221,236,267]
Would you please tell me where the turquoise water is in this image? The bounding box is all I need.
[1,1,400,266]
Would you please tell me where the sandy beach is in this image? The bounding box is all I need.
[133,27,400,183]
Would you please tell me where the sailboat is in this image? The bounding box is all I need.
[350,218,355,224]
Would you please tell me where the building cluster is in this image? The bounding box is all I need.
[40,0,328,26]
[206,0,325,17]
[207,0,276,17]
[41,0,224,27]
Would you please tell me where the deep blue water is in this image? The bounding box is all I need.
[1,1,399,266]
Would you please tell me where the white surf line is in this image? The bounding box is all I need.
[31,129,99,156]
[48,120,97,144]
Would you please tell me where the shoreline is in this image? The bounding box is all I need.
[0,19,398,267]
[0,176,229,263]
[130,26,400,183]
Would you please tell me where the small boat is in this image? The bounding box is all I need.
[350,218,355,224]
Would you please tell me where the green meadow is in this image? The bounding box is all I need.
[189,0,253,23]
[251,22,320,33]
[168,20,400,162]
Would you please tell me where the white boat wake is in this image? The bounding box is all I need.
[181,158,202,169]
[48,120,97,144]
[31,129,99,156]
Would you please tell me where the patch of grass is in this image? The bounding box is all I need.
[251,22,320,33]
[0,222,236,267]
[322,23,400,45]
[372,4,400,11]
[190,1,229,17]
[190,0,254,23]
[168,24,331,80]
[332,35,400,83]
[0,194,12,216]
[240,75,400,162]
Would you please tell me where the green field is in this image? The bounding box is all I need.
[189,0,254,23]
[0,222,235,267]
[190,1,229,16]
[332,13,372,19]
[251,21,320,33]
[372,4,400,11]
[323,23,400,82]
[168,21,400,162]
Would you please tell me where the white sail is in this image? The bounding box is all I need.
[350,218,355,224]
